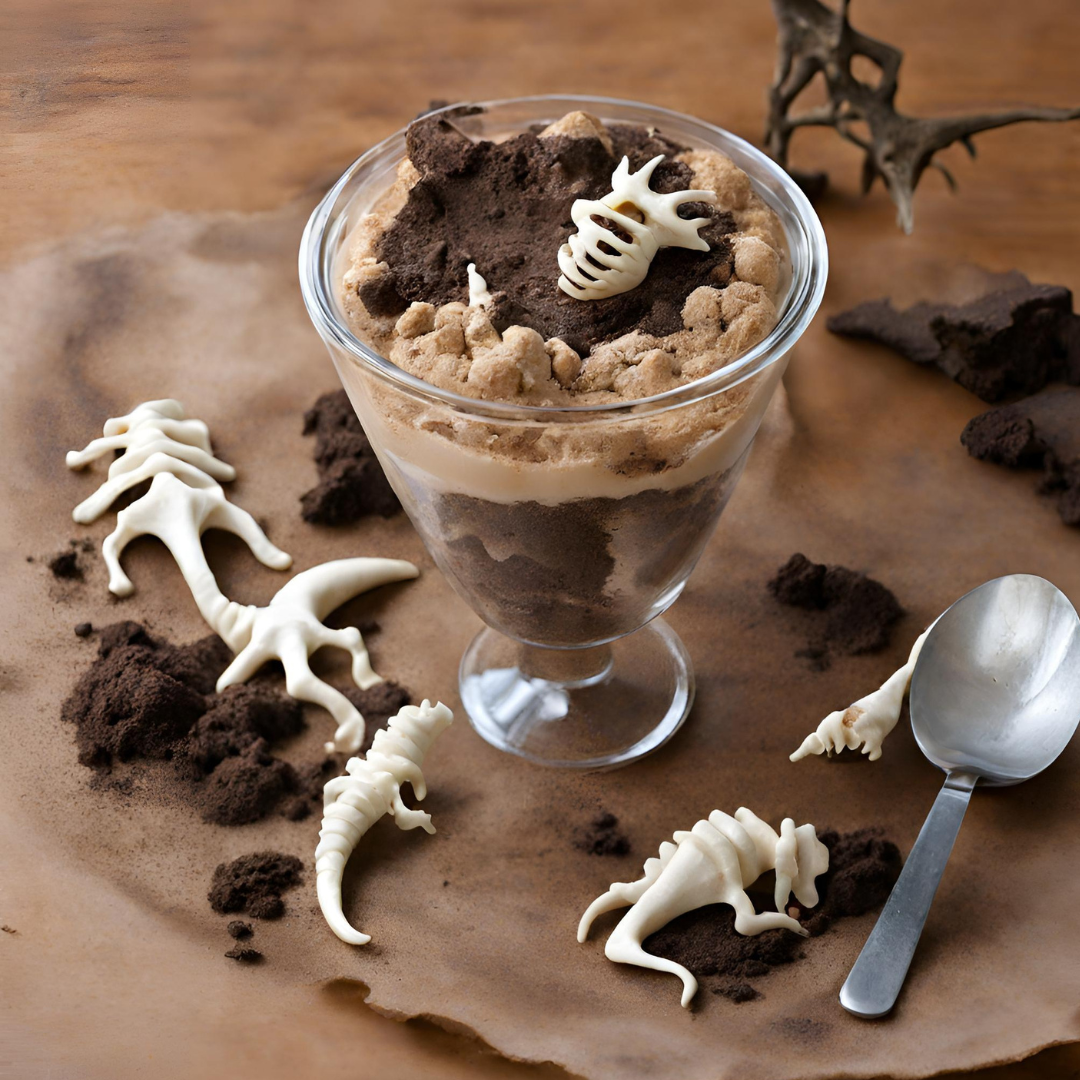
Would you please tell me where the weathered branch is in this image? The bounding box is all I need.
[765,0,1080,231]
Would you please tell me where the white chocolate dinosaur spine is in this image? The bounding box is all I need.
[578,808,829,1007]
[316,699,454,945]
[790,623,934,763]
[557,155,717,301]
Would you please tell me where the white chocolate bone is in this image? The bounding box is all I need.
[467,262,493,308]
[578,808,829,1007]
[557,155,716,301]
[102,472,292,598]
[67,399,237,522]
[213,558,420,754]
[790,623,935,763]
[316,699,454,945]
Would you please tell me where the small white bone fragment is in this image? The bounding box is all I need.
[316,699,454,945]
[67,399,237,522]
[467,263,493,308]
[557,155,717,301]
[102,472,292,598]
[790,623,934,763]
[213,558,420,754]
[578,808,829,1007]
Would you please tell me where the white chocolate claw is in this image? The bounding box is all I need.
[316,700,454,945]
[213,558,420,754]
[557,155,716,301]
[790,623,935,763]
[578,808,828,1007]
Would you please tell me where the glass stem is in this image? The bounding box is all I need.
[518,641,614,688]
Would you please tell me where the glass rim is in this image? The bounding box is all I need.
[299,93,828,422]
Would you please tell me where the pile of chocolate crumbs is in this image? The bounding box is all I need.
[209,851,304,919]
[645,828,902,1003]
[300,389,401,525]
[62,620,411,825]
[47,539,94,581]
[768,553,903,669]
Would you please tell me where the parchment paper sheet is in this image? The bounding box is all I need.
[0,202,1077,1080]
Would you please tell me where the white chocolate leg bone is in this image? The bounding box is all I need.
[102,472,292,599]
[213,558,420,753]
[578,808,829,1008]
[789,623,935,763]
[315,700,454,945]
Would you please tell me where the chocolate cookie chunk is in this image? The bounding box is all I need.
[208,851,303,919]
[370,116,737,357]
[300,389,401,525]
[828,274,1080,402]
[961,387,1080,525]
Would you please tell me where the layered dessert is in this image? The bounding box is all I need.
[334,108,789,645]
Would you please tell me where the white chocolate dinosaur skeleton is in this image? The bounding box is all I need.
[316,699,454,945]
[69,400,418,752]
[790,623,934,763]
[557,155,717,301]
[578,808,829,1007]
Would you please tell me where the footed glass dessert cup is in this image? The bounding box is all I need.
[300,95,827,769]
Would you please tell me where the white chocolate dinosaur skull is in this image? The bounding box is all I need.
[578,808,829,1007]
[557,155,717,301]
[790,622,934,763]
[316,699,454,945]
[213,558,420,754]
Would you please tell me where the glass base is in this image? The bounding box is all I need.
[459,619,694,769]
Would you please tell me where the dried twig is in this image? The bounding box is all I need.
[765,0,1080,231]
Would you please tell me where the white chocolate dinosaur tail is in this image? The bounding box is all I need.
[579,808,829,1007]
[557,155,716,301]
[316,700,454,945]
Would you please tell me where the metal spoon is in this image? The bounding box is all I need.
[840,574,1080,1019]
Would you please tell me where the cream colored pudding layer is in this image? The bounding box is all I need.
[333,112,790,505]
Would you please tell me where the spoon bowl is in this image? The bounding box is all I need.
[911,574,1080,784]
[840,574,1080,1018]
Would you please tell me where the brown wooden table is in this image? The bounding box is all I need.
[3,1,1078,1076]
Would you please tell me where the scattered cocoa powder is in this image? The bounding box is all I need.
[575,812,632,857]
[300,389,401,525]
[208,851,304,920]
[768,554,903,668]
[644,828,901,1000]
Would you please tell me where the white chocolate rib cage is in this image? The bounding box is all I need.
[557,155,717,301]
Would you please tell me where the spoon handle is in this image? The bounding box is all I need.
[839,770,977,1019]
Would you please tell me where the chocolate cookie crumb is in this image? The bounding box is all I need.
[828,274,1080,402]
[575,812,632,857]
[208,851,303,920]
[224,944,263,963]
[769,554,903,665]
[645,828,901,999]
[372,116,736,358]
[714,982,760,1003]
[961,388,1080,526]
[1,925,16,935]
[74,622,93,638]
[48,550,83,580]
[300,389,401,525]
[227,920,253,939]
[62,622,324,825]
